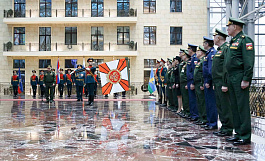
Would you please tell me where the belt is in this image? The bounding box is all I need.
[76,79,84,81]
[60,79,64,80]
[13,80,18,81]
[32,80,36,81]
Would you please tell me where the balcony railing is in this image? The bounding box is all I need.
[3,9,137,18]
[3,42,137,52]
[250,79,265,117]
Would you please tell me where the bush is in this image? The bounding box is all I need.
[129,41,134,50]
[6,41,12,51]
[7,9,13,17]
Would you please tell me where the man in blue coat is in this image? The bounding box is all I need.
[85,58,97,106]
[186,44,199,121]
[202,36,218,130]
[74,65,85,101]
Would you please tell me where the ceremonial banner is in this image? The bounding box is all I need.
[148,67,156,94]
[99,58,129,95]
[56,58,60,84]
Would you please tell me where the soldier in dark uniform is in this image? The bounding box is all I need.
[94,73,99,97]
[65,69,74,97]
[44,65,56,103]
[73,64,85,101]
[165,58,173,110]
[39,70,45,97]
[202,37,218,130]
[11,70,19,97]
[225,18,254,145]
[155,60,161,105]
[193,46,207,126]
[186,44,199,121]
[58,68,65,97]
[51,68,56,99]
[212,28,233,137]
[172,56,182,113]
[159,58,167,107]
[30,70,38,98]
[85,58,97,106]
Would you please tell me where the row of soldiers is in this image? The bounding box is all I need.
[155,17,254,146]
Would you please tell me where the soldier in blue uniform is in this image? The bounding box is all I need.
[202,36,218,130]
[73,64,85,101]
[58,68,65,97]
[11,70,19,97]
[159,58,167,107]
[30,70,38,98]
[39,70,45,97]
[65,69,74,97]
[85,58,97,106]
[186,44,199,121]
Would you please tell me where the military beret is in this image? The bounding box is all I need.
[87,58,94,62]
[197,45,207,53]
[32,70,36,73]
[203,36,214,43]
[226,17,245,27]
[77,64,83,68]
[213,28,228,38]
[161,58,166,63]
[47,65,52,68]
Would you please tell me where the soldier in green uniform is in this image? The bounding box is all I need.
[172,56,182,113]
[225,17,255,145]
[193,46,207,125]
[212,28,234,137]
[51,68,56,98]
[165,58,173,110]
[179,50,191,118]
[44,65,56,103]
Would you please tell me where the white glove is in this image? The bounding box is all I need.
[86,68,90,71]
[241,81,249,89]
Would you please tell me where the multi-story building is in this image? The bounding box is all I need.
[0,0,207,95]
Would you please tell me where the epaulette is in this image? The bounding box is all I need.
[226,43,230,46]
[241,35,245,38]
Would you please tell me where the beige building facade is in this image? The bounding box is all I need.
[0,0,207,95]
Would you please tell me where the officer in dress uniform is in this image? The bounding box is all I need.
[159,58,167,107]
[85,58,97,106]
[186,44,199,121]
[225,18,254,145]
[202,37,218,130]
[155,60,161,105]
[212,28,234,137]
[39,70,45,97]
[165,58,173,110]
[73,64,85,101]
[94,73,99,97]
[65,69,74,97]
[172,56,182,113]
[11,70,19,97]
[30,70,38,98]
[193,46,207,126]
[44,65,56,103]
[58,68,65,97]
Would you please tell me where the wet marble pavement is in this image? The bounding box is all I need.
[0,95,264,160]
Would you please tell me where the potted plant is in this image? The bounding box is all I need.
[129,8,134,16]
[119,10,125,17]
[129,41,134,50]
[6,41,12,51]
[7,9,13,17]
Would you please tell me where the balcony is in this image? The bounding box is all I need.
[2,42,138,57]
[3,9,137,25]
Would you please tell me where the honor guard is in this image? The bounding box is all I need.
[74,64,85,101]
[155,60,161,105]
[212,28,234,137]
[165,58,173,110]
[44,65,56,103]
[225,17,254,145]
[186,44,199,121]
[85,58,97,106]
[11,70,19,97]
[172,56,182,113]
[94,73,99,97]
[193,46,207,125]
[65,69,74,97]
[30,70,38,98]
[58,68,65,97]
[202,37,218,130]
[39,70,45,97]
[158,58,167,107]
[51,68,56,99]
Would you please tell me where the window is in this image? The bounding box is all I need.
[144,26,156,45]
[170,0,182,12]
[91,27,104,51]
[65,27,77,45]
[144,59,156,68]
[143,0,156,13]
[14,0,26,17]
[117,26,130,45]
[13,59,25,68]
[14,27,25,45]
[39,59,51,68]
[65,0,78,17]
[170,27,182,45]
[91,0,104,17]
[117,0,129,17]
[39,27,51,51]
[144,70,151,84]
[65,59,77,68]
[40,0,52,17]
[94,59,104,67]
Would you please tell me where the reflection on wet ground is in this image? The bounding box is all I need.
[0,95,264,160]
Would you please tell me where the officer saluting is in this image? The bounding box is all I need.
[85,58,97,106]
[44,65,56,103]
[225,17,255,145]
[30,70,38,98]
[11,70,19,97]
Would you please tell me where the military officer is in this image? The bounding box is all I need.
[51,68,56,99]
[225,18,254,145]
[65,69,74,97]
[172,56,182,113]
[202,37,218,130]
[158,58,167,107]
[186,44,199,121]
[179,50,191,118]
[165,58,173,110]
[58,68,65,97]
[73,64,85,101]
[30,70,38,98]
[39,70,45,97]
[212,28,234,137]
[85,58,97,106]
[44,65,56,103]
[155,60,161,105]
[11,70,19,97]
[94,73,99,97]
[193,46,207,125]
